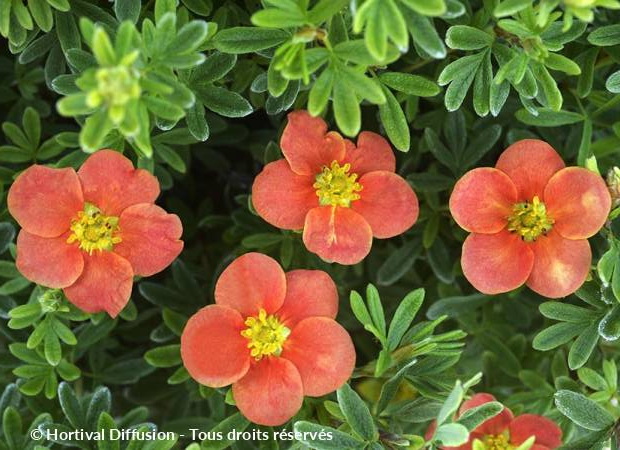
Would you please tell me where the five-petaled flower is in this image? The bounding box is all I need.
[180,252,356,426]
[427,393,562,450]
[8,150,183,317]
[449,139,611,298]
[252,110,419,265]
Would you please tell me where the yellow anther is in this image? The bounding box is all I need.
[67,203,121,254]
[240,309,290,360]
[507,196,554,242]
[313,161,363,207]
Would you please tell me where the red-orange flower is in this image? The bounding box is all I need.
[8,150,183,317]
[252,110,419,265]
[180,252,356,426]
[449,139,611,298]
[427,393,562,450]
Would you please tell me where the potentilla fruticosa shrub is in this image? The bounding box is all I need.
[0,0,620,449]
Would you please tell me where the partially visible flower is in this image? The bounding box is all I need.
[449,139,611,298]
[8,150,183,317]
[426,393,562,450]
[180,252,356,426]
[252,110,419,265]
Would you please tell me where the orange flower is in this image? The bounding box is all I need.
[449,139,611,298]
[426,393,562,450]
[8,150,183,317]
[252,110,419,265]
[180,252,356,426]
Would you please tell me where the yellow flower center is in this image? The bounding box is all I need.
[481,433,513,450]
[313,161,362,207]
[507,196,554,242]
[67,203,121,254]
[240,309,290,360]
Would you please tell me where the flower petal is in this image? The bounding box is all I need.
[509,414,562,449]
[461,230,534,295]
[251,159,317,230]
[63,251,133,317]
[343,132,396,175]
[215,252,286,317]
[16,231,84,288]
[459,393,514,436]
[113,203,183,277]
[352,171,419,238]
[180,305,250,388]
[280,110,346,176]
[449,168,517,234]
[8,165,83,238]
[281,317,355,397]
[232,357,303,426]
[276,270,338,328]
[302,206,373,265]
[495,139,565,201]
[544,167,611,240]
[526,230,591,298]
[78,149,160,216]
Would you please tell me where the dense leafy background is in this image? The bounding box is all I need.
[1,0,620,449]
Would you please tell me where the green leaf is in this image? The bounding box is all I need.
[251,8,307,28]
[155,0,176,23]
[403,8,446,58]
[333,78,360,137]
[554,390,615,431]
[606,70,620,93]
[515,108,584,126]
[544,53,581,76]
[531,62,562,110]
[377,239,422,285]
[28,0,53,32]
[44,332,62,366]
[578,367,608,391]
[213,27,289,54]
[80,110,113,152]
[308,67,334,116]
[539,302,600,323]
[446,26,493,50]
[457,402,503,431]
[400,0,447,16]
[144,344,181,368]
[378,85,410,151]
[308,0,348,24]
[493,0,531,17]
[366,284,386,338]
[379,72,440,97]
[337,384,378,441]
[196,85,253,118]
[192,52,237,84]
[91,27,116,65]
[588,24,620,46]
[97,412,120,450]
[387,288,424,350]
[167,20,209,55]
[58,382,84,429]
[339,67,385,104]
[293,421,364,449]
[473,50,492,116]
[533,322,589,351]
[114,0,141,23]
[0,223,15,255]
[86,386,111,431]
[434,423,469,447]
[186,102,209,141]
[2,407,22,449]
[436,380,464,426]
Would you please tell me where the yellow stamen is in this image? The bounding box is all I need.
[507,196,554,242]
[313,161,363,207]
[240,309,290,360]
[66,203,121,254]
[473,433,514,450]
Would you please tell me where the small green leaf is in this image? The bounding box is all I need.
[337,384,378,441]
[554,390,615,431]
[446,25,493,50]
[387,288,424,350]
[213,27,289,54]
